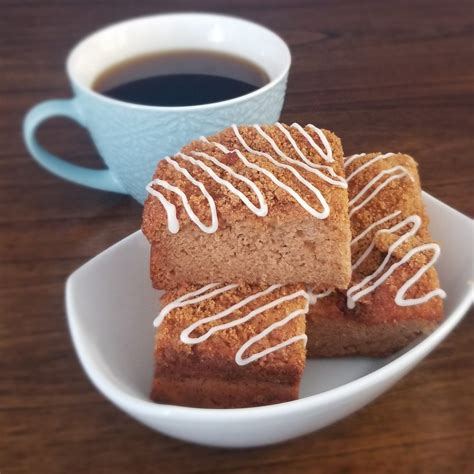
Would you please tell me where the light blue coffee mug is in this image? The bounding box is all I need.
[23,13,291,203]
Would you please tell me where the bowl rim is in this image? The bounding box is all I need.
[65,192,474,422]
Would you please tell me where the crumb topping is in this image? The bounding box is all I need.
[157,284,307,370]
[143,123,347,236]
[342,152,444,311]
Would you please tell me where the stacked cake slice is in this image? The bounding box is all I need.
[150,284,309,408]
[307,152,445,356]
[142,123,445,408]
[142,123,351,289]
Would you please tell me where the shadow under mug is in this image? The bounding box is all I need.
[23,13,291,203]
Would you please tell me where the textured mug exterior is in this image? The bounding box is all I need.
[23,13,291,202]
[73,76,288,202]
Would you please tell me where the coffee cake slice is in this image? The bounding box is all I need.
[151,283,308,408]
[306,152,445,357]
[142,123,351,291]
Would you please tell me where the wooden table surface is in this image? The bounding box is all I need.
[1,1,473,472]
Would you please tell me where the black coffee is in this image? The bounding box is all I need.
[92,50,270,107]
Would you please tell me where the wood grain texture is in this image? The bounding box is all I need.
[0,0,473,473]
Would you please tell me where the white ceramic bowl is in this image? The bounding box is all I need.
[65,193,473,448]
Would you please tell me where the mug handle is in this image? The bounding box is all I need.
[23,99,126,193]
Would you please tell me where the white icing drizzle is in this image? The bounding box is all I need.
[236,308,308,366]
[351,214,420,272]
[145,180,180,233]
[154,284,309,366]
[146,156,218,234]
[351,210,402,248]
[349,166,414,218]
[348,242,445,309]
[347,214,446,308]
[346,153,395,182]
[307,288,333,305]
[205,131,331,219]
[153,283,237,327]
[290,123,334,162]
[256,123,347,187]
[147,123,343,232]
[274,123,336,174]
[180,284,284,343]
[179,152,268,217]
[394,244,446,306]
[344,153,366,167]
[310,153,446,310]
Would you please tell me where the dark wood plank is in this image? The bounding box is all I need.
[1,1,473,473]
